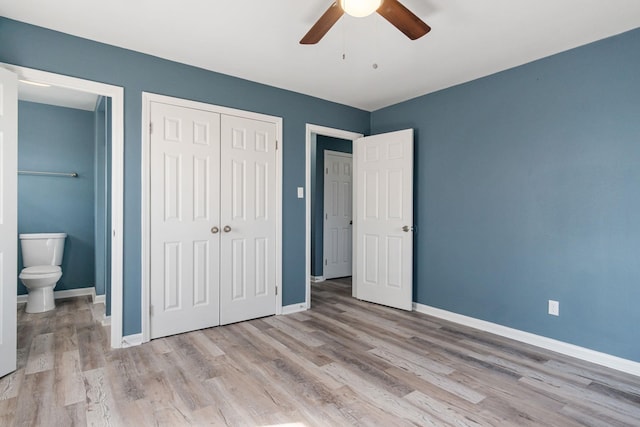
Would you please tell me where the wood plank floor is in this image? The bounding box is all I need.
[2,278,640,426]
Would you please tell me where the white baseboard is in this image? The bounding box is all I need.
[101,315,111,326]
[17,286,97,304]
[413,302,640,378]
[93,294,106,304]
[282,303,308,315]
[121,333,143,348]
[310,275,325,283]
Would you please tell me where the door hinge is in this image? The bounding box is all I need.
[149,122,153,134]
[326,168,328,174]
[276,140,278,150]
[325,259,327,266]
[149,305,154,316]
[275,286,278,296]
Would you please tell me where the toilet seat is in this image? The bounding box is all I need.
[19,265,61,279]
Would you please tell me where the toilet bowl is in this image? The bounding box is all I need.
[19,233,67,313]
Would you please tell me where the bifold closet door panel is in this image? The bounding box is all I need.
[219,115,277,325]
[149,102,221,338]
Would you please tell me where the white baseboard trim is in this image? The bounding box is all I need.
[102,315,111,326]
[282,303,308,315]
[56,287,94,300]
[121,333,143,348]
[93,294,106,304]
[310,275,325,283]
[413,302,640,378]
[18,286,97,304]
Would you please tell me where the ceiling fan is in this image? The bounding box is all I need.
[300,0,431,45]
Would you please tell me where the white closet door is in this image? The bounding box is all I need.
[355,129,413,311]
[0,67,17,377]
[323,151,353,279]
[220,115,277,325]
[149,102,221,338]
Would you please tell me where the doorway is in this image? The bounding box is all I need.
[321,149,353,280]
[306,125,416,312]
[305,124,363,308]
[1,63,124,349]
[16,90,111,316]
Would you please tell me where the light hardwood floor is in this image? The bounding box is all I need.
[1,278,640,426]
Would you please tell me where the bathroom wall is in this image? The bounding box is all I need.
[94,95,112,316]
[94,97,106,298]
[311,135,352,278]
[17,101,96,294]
[94,96,112,316]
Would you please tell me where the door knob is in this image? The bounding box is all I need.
[211,226,219,234]
[223,225,232,233]
[402,225,414,232]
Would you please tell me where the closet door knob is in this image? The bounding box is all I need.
[223,225,232,233]
[211,226,219,234]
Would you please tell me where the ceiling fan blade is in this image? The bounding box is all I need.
[300,2,344,44]
[377,0,431,40]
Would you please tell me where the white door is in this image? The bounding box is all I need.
[355,129,413,311]
[323,151,353,279]
[149,102,221,338]
[0,68,18,377]
[220,115,277,325]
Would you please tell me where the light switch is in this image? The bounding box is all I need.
[297,187,304,198]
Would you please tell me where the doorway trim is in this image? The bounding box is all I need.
[141,92,283,343]
[305,124,363,309]
[1,63,125,348]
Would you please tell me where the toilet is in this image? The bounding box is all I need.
[19,233,67,313]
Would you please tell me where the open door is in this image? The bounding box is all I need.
[0,67,18,377]
[354,129,413,310]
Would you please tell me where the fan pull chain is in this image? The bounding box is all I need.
[342,17,347,60]
[372,13,380,70]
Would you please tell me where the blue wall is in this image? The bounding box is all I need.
[17,101,96,294]
[371,28,640,362]
[94,97,106,297]
[94,96,112,317]
[311,135,352,277]
[0,17,370,335]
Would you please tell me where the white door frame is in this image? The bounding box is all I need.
[323,150,353,280]
[0,67,18,377]
[305,124,363,308]
[141,92,283,343]
[0,63,125,348]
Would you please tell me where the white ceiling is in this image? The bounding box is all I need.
[18,80,99,111]
[2,0,640,111]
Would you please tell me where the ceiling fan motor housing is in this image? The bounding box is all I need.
[340,0,383,17]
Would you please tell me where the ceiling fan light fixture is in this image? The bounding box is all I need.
[339,0,383,18]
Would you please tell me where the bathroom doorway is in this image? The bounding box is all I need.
[17,87,112,320]
[1,64,124,351]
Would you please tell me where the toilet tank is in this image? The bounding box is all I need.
[19,233,67,267]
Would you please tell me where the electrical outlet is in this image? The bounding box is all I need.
[548,300,559,316]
